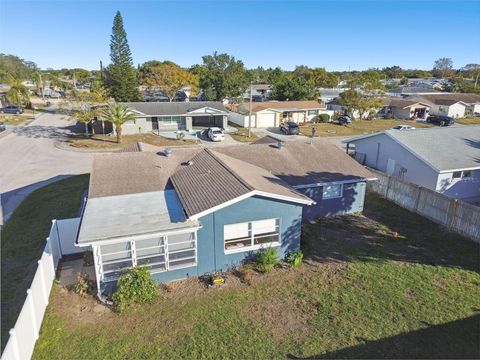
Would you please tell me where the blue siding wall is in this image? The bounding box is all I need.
[299,181,366,219]
[101,195,303,291]
[199,195,303,273]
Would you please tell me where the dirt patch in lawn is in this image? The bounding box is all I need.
[65,133,197,149]
[49,286,115,328]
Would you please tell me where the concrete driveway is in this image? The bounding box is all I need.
[0,110,94,224]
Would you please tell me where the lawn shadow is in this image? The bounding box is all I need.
[288,314,480,359]
[302,192,480,273]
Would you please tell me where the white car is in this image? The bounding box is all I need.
[392,125,416,131]
[207,127,225,142]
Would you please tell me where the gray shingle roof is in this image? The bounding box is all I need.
[120,101,228,116]
[349,126,480,171]
[213,139,374,185]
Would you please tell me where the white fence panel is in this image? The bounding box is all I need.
[228,111,248,127]
[1,217,84,360]
[55,218,82,255]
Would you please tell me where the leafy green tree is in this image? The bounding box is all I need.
[0,54,38,81]
[337,89,361,119]
[139,61,199,101]
[32,71,44,96]
[198,52,250,101]
[6,79,30,106]
[433,58,454,78]
[382,66,403,79]
[461,64,480,89]
[104,11,140,102]
[99,103,136,143]
[271,72,318,101]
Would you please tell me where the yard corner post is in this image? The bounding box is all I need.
[7,329,21,360]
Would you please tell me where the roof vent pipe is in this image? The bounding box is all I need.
[277,140,285,149]
[164,148,172,157]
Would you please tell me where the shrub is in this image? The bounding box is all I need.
[112,266,157,313]
[319,113,330,123]
[285,250,304,267]
[73,273,95,297]
[255,247,279,273]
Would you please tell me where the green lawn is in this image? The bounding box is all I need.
[300,119,432,137]
[230,127,259,142]
[31,192,480,359]
[1,175,89,349]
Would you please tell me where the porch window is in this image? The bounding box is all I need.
[98,231,197,281]
[224,219,280,253]
[308,110,318,116]
[322,184,343,199]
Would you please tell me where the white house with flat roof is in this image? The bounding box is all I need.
[345,126,480,204]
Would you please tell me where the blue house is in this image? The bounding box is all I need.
[76,138,372,297]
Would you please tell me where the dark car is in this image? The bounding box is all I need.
[338,115,352,125]
[1,105,24,114]
[279,121,300,135]
[426,115,454,126]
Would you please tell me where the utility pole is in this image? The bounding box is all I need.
[248,82,253,137]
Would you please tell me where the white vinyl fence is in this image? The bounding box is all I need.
[1,218,82,360]
[368,169,480,243]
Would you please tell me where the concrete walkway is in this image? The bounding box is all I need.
[0,110,94,224]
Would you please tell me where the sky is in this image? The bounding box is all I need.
[0,0,479,71]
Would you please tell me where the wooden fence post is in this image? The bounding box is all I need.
[447,199,459,230]
[384,175,391,199]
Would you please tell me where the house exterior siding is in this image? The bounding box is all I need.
[352,134,439,190]
[298,181,366,219]
[430,103,466,118]
[437,169,480,200]
[121,116,153,135]
[99,195,302,293]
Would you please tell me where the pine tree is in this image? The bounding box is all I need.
[104,11,140,101]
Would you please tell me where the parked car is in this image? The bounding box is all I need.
[392,125,416,131]
[1,105,24,114]
[338,116,352,125]
[279,122,300,135]
[473,112,480,117]
[426,115,454,126]
[207,127,225,142]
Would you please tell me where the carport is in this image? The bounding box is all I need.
[191,114,225,128]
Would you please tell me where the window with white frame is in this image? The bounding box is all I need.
[224,218,280,252]
[308,110,318,116]
[322,184,343,199]
[98,231,197,281]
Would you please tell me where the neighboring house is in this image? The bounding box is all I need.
[76,138,373,296]
[318,88,344,103]
[379,97,431,120]
[242,84,272,102]
[345,126,480,203]
[417,93,480,118]
[387,86,443,97]
[231,100,331,128]
[92,101,229,135]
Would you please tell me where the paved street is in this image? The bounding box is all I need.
[0,111,94,224]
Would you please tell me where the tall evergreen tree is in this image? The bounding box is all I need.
[104,11,140,101]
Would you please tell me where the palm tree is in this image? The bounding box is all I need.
[32,71,44,98]
[6,79,30,106]
[98,103,136,143]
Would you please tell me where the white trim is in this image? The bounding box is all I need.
[189,190,313,221]
[438,166,480,173]
[292,179,368,190]
[78,225,201,247]
[225,242,281,255]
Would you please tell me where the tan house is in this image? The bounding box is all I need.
[380,98,431,120]
[231,100,332,128]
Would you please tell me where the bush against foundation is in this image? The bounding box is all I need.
[113,266,157,313]
[255,247,279,273]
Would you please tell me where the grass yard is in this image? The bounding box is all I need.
[1,175,89,350]
[32,192,480,359]
[300,119,432,137]
[0,109,35,126]
[456,117,480,125]
[230,127,260,142]
[65,133,197,149]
